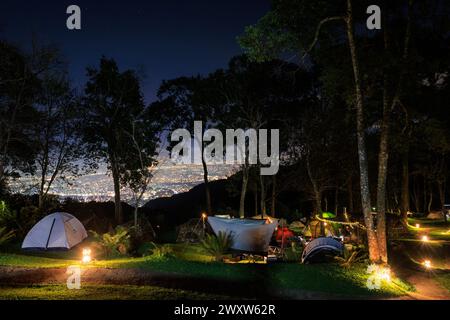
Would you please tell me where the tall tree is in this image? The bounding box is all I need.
[82,57,149,224]
[33,73,84,209]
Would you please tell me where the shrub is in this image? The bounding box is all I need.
[283,241,303,262]
[335,244,368,268]
[91,226,131,258]
[0,226,15,247]
[142,242,174,259]
[18,205,44,238]
[201,231,233,262]
[0,201,17,228]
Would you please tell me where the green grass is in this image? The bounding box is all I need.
[407,218,450,241]
[0,284,231,300]
[269,263,413,297]
[0,243,414,298]
[434,274,450,292]
[0,253,77,268]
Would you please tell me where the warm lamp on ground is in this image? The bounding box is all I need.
[415,223,420,228]
[82,248,92,264]
[421,235,429,242]
[422,260,432,269]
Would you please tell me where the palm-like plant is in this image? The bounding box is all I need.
[201,231,234,262]
[91,226,130,258]
[335,246,368,268]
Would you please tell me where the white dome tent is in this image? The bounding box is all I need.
[22,212,88,250]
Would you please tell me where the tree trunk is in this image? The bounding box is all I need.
[201,154,212,214]
[239,166,249,218]
[271,175,276,217]
[375,87,390,264]
[347,176,354,214]
[111,160,123,224]
[400,152,410,221]
[134,206,139,228]
[334,188,339,216]
[346,0,380,262]
[437,181,447,223]
[260,174,266,217]
[427,183,433,213]
[254,181,258,216]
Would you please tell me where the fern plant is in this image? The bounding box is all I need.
[91,226,130,258]
[0,226,15,246]
[201,231,234,262]
[335,246,368,268]
[145,242,173,259]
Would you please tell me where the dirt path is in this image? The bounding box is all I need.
[0,266,360,300]
[401,271,449,300]
[0,266,267,299]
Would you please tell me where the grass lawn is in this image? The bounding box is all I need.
[0,243,413,299]
[434,273,450,292]
[407,218,450,241]
[0,284,231,300]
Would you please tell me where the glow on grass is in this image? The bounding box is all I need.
[366,264,392,290]
[82,248,92,264]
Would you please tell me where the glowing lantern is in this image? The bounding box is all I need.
[415,224,420,228]
[421,235,429,242]
[422,260,432,269]
[377,266,391,282]
[201,213,207,220]
[82,248,92,264]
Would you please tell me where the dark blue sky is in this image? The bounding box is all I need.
[0,0,270,102]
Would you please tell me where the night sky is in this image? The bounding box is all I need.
[0,0,270,102]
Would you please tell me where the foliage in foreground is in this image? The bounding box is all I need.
[0,226,15,247]
[201,231,234,262]
[140,242,174,259]
[0,284,231,300]
[90,226,131,258]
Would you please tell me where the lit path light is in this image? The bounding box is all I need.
[82,248,92,264]
[366,264,392,290]
[421,235,429,242]
[415,223,420,228]
[422,260,432,269]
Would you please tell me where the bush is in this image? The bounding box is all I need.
[91,226,131,258]
[18,205,44,238]
[201,231,233,262]
[335,244,368,268]
[141,242,174,259]
[0,226,14,247]
[0,201,16,230]
[283,241,303,262]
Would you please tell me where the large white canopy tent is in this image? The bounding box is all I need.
[22,212,88,250]
[207,216,278,252]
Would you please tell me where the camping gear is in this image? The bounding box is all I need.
[251,213,275,220]
[289,220,306,233]
[321,212,337,219]
[22,212,87,250]
[276,227,294,245]
[207,216,278,253]
[301,237,344,263]
[427,211,444,220]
